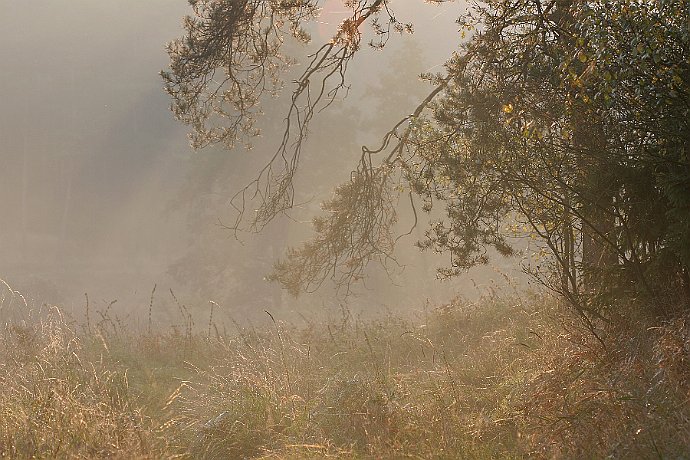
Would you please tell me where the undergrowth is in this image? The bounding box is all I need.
[0,281,688,458]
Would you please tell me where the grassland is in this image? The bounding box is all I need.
[1,283,689,459]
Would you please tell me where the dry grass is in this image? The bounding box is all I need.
[1,281,689,459]
[0,309,152,458]
[520,308,690,458]
[162,297,539,459]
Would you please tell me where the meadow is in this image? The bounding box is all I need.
[1,280,689,459]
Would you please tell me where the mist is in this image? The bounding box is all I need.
[0,0,522,327]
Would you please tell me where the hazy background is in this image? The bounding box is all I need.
[0,0,523,327]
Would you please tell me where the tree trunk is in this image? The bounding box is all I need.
[572,108,618,289]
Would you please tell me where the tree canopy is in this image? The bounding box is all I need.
[164,0,690,319]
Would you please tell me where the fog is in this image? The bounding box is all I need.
[0,1,524,327]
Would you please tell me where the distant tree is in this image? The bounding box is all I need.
[166,99,362,311]
[164,0,690,319]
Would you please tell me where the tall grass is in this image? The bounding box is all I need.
[0,307,151,458]
[1,279,688,458]
[163,296,541,459]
